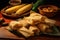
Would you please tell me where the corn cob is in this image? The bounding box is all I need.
[5,4,26,13]
[15,4,32,15]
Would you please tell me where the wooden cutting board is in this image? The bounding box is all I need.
[0,12,60,40]
[0,27,25,40]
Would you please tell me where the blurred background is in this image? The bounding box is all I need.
[0,0,60,10]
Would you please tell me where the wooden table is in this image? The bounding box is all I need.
[0,12,60,40]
